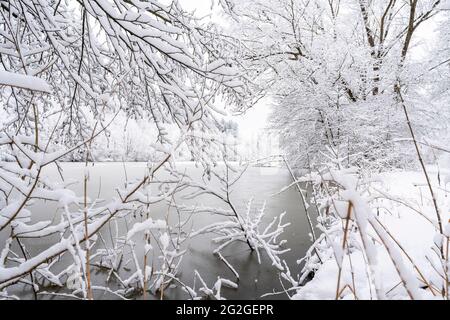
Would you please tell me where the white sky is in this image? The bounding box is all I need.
[179,0,272,139]
[179,0,219,18]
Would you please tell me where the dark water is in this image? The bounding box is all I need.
[2,162,315,300]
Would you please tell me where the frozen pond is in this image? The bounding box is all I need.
[3,162,316,300]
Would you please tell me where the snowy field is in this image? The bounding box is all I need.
[294,168,450,300]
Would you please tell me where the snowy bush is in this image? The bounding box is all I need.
[289,156,450,300]
[0,0,251,300]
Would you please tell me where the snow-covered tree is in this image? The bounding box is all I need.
[221,0,447,170]
[0,0,251,299]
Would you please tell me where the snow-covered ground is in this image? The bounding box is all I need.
[294,169,450,300]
